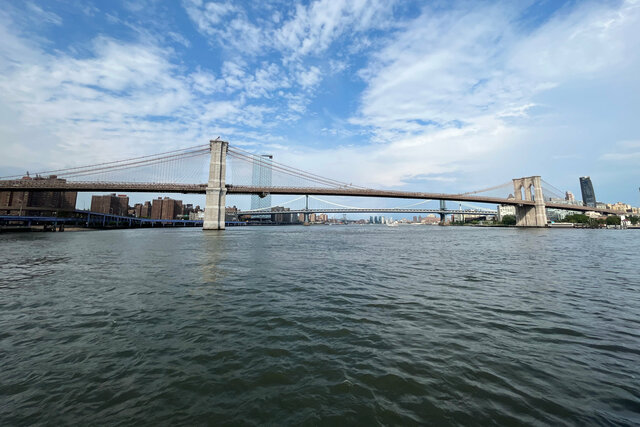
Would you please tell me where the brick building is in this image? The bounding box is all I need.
[133,201,152,218]
[0,175,77,215]
[151,197,183,220]
[90,193,129,216]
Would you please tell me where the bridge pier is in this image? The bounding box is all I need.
[512,176,547,227]
[204,139,229,230]
[439,200,446,224]
[304,195,310,223]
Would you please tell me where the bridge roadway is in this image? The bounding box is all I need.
[0,180,618,215]
[240,208,496,215]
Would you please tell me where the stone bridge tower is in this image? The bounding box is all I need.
[512,176,547,227]
[204,139,228,230]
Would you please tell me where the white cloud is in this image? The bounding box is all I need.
[272,113,521,189]
[26,2,63,26]
[601,140,640,162]
[182,0,395,83]
[0,18,271,172]
[510,0,640,81]
[297,66,321,89]
[190,69,225,94]
[336,0,640,189]
[274,0,393,60]
[178,0,399,135]
[182,0,263,54]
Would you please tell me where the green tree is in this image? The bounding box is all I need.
[629,216,639,225]
[501,215,516,225]
[563,214,590,223]
[606,216,621,225]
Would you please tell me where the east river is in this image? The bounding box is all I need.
[1,226,639,425]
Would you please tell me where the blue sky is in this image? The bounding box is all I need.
[0,0,639,207]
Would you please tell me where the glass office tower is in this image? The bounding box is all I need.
[579,176,596,207]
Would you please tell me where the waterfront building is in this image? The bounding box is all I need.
[606,202,632,212]
[497,205,516,221]
[151,197,183,220]
[579,176,596,207]
[151,198,161,219]
[189,211,205,220]
[91,193,129,216]
[546,208,570,222]
[142,201,151,217]
[225,206,239,222]
[133,201,153,218]
[546,196,583,223]
[0,175,77,216]
[270,206,298,223]
[565,191,575,202]
[421,215,440,225]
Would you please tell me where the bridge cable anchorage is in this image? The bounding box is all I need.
[0,144,210,180]
[227,146,366,189]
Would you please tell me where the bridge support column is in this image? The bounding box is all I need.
[204,139,229,230]
[439,200,446,224]
[512,176,547,227]
[304,195,309,223]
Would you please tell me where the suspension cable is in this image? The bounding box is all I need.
[57,150,209,180]
[228,146,365,189]
[228,150,351,188]
[453,181,513,196]
[0,143,209,179]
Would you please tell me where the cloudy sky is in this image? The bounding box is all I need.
[0,0,639,205]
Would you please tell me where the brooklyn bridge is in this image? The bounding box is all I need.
[0,139,618,229]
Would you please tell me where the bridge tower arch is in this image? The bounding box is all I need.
[512,176,547,227]
[204,139,229,230]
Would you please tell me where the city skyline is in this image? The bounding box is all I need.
[0,1,639,205]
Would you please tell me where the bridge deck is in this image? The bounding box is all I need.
[240,209,497,215]
[0,180,618,214]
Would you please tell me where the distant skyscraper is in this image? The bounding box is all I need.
[579,176,596,207]
[251,155,273,213]
[565,191,575,202]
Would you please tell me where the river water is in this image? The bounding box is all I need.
[1,226,639,425]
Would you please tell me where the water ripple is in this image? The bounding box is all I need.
[1,227,639,424]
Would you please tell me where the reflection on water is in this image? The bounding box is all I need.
[1,226,639,425]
